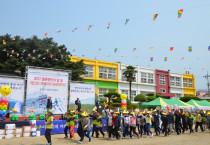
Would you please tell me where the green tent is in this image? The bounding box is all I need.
[163,98,193,107]
[141,97,168,107]
[187,100,210,107]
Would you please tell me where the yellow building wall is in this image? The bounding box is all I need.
[70,56,119,97]
[183,74,196,96]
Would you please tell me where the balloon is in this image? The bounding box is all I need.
[0,86,12,96]
[120,94,127,100]
[1,102,5,105]
[14,111,17,113]
[0,107,4,110]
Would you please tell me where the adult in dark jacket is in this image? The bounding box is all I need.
[46,96,53,110]
[162,113,169,136]
[75,98,81,112]
[113,112,121,140]
[174,111,182,135]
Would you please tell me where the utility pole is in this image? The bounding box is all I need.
[203,71,210,95]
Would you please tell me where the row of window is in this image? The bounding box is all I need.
[85,65,193,88]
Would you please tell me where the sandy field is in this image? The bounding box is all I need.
[1,130,210,145]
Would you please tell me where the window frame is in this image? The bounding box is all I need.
[84,65,93,78]
[159,75,165,85]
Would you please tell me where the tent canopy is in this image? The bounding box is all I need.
[141,97,168,107]
[162,98,193,107]
[187,100,210,107]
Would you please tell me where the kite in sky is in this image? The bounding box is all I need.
[164,57,167,61]
[3,40,6,45]
[135,56,138,59]
[170,47,174,51]
[12,38,15,40]
[114,48,118,53]
[133,48,136,51]
[125,19,130,26]
[72,28,77,32]
[11,50,14,53]
[98,48,101,52]
[88,25,92,31]
[153,14,158,21]
[43,33,48,37]
[33,50,36,53]
[150,57,153,61]
[72,49,75,52]
[38,54,41,58]
[208,46,210,51]
[61,55,63,58]
[188,46,192,52]
[107,22,111,29]
[56,30,62,33]
[149,47,154,50]
[181,57,184,60]
[120,55,124,57]
[178,9,183,18]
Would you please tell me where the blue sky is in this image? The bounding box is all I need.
[1,0,210,90]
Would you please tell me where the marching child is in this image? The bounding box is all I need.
[96,112,105,138]
[162,113,169,136]
[113,112,121,140]
[130,112,139,139]
[69,111,76,139]
[145,112,153,138]
[64,112,71,138]
[184,111,195,134]
[122,111,130,139]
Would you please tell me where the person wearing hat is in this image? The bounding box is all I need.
[78,112,91,144]
[96,112,105,138]
[106,110,115,140]
[130,112,139,139]
[113,112,121,140]
[122,110,130,139]
[69,111,76,139]
[174,110,182,135]
[184,111,195,134]
[89,111,97,137]
[152,109,160,136]
[162,113,169,136]
[167,111,174,135]
[45,109,54,145]
[144,111,153,138]
[195,111,204,132]
[64,111,71,138]
[207,111,210,130]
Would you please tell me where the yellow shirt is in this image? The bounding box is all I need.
[144,115,152,124]
[66,115,71,126]
[46,116,54,129]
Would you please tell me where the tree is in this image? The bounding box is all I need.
[134,94,147,105]
[146,93,155,96]
[0,34,85,81]
[155,94,162,98]
[112,97,132,105]
[123,66,137,100]
[147,96,157,102]
[180,96,201,102]
[104,91,120,105]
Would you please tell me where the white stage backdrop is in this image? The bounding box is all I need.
[70,83,95,105]
[26,68,69,114]
[0,77,25,114]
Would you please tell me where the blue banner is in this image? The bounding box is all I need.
[36,119,107,135]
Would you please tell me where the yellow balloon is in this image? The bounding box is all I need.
[0,86,12,96]
[120,94,127,100]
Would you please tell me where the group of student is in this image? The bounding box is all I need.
[44,108,210,145]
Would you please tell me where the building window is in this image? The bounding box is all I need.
[176,94,181,98]
[183,79,188,87]
[159,75,165,85]
[131,91,136,101]
[141,72,147,83]
[108,89,116,92]
[99,67,107,79]
[121,69,127,81]
[189,79,193,88]
[121,90,128,96]
[160,88,166,93]
[148,73,154,84]
[99,88,107,99]
[84,65,93,78]
[108,68,116,80]
[170,77,175,86]
[176,77,181,87]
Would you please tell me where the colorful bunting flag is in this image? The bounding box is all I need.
[88,25,92,31]
[43,33,48,37]
[3,40,6,45]
[82,55,85,57]
[72,28,77,32]
[32,57,35,59]
[133,48,136,51]
[46,49,49,52]
[3,49,6,51]
[208,46,210,51]
[181,57,184,60]
[28,54,31,57]
[135,56,138,59]
[188,46,192,52]
[11,50,14,53]
[153,14,158,21]
[61,55,63,58]
[32,35,35,37]
[56,30,61,33]
[7,53,9,57]
[120,55,124,57]
[164,57,167,61]
[98,48,101,52]
[38,54,41,58]
[17,53,19,57]
[150,57,153,61]
[114,48,118,53]
[33,50,36,53]
[125,19,130,26]
[50,54,53,58]
[12,38,15,40]
[107,22,111,29]
[178,9,183,18]
[170,47,174,51]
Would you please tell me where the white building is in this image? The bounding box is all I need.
[118,63,156,103]
[169,72,184,98]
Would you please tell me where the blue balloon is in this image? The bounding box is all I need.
[2,110,6,113]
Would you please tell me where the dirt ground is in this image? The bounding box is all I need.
[1,130,210,145]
